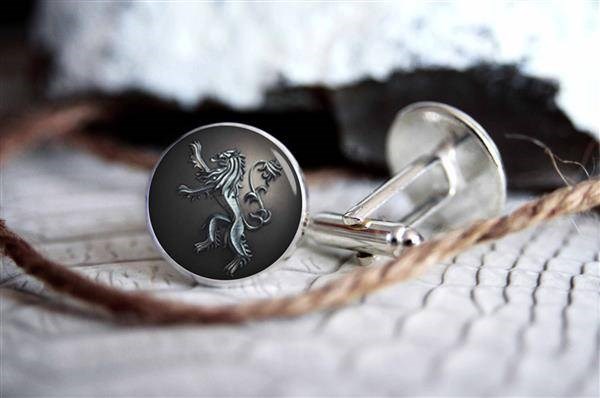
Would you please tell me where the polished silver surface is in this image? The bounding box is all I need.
[342,149,458,227]
[385,102,506,236]
[308,212,423,257]
[307,102,506,258]
[149,103,505,282]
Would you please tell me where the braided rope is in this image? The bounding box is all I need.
[1,178,598,324]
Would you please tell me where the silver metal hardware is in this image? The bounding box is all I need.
[148,103,506,286]
[308,212,424,257]
[306,102,506,259]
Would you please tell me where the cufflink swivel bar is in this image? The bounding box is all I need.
[306,102,506,259]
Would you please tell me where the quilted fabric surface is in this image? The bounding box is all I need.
[1,148,598,396]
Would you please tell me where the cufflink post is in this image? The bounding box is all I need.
[306,102,506,258]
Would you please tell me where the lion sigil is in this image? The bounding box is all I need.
[177,141,283,276]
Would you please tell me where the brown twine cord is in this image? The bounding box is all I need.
[0,101,110,165]
[1,179,598,324]
[66,132,159,170]
[1,102,599,324]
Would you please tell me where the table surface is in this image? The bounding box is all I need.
[1,148,598,396]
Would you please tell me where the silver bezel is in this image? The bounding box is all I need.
[146,122,308,287]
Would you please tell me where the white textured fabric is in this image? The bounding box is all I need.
[1,148,599,396]
[34,1,599,134]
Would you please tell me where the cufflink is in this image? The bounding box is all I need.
[147,102,506,286]
[307,102,506,261]
[147,123,307,285]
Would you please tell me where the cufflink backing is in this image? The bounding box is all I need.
[306,102,506,258]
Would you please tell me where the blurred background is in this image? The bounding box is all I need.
[1,0,598,190]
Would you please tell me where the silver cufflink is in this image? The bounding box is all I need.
[307,102,506,261]
[146,102,506,286]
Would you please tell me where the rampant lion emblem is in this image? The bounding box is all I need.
[177,142,282,275]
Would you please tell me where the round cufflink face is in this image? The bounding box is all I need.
[147,123,307,285]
